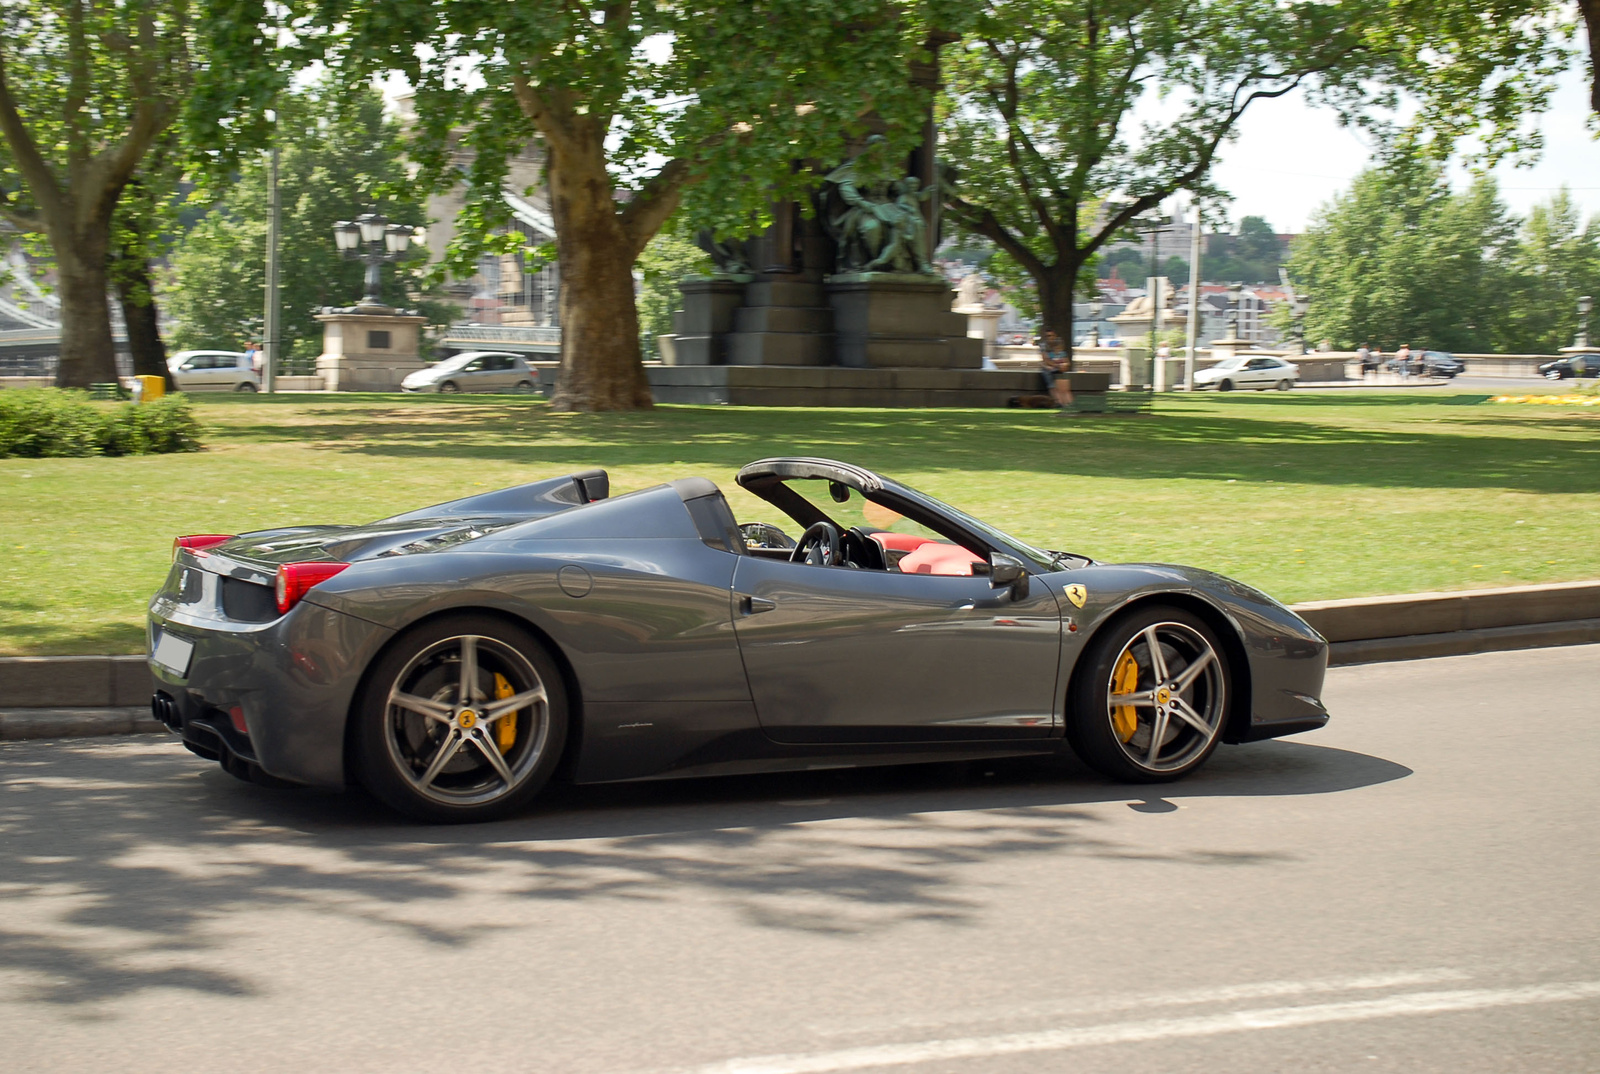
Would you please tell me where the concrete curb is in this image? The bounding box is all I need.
[0,707,164,741]
[0,580,1595,739]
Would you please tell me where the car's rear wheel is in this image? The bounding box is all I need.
[235,382,258,393]
[512,380,537,394]
[1217,378,1234,392]
[439,381,461,394]
[353,615,567,822]
[1275,379,1292,391]
[1066,605,1229,783]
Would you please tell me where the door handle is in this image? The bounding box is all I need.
[738,594,777,616]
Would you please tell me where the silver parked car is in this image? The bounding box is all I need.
[168,350,260,393]
[1193,355,1299,391]
[400,351,540,394]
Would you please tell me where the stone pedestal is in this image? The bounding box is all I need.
[827,274,983,369]
[315,306,428,391]
[670,277,747,365]
[1207,335,1249,364]
[955,304,1003,359]
[726,278,834,366]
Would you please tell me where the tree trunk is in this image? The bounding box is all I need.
[114,253,171,389]
[1039,268,1078,362]
[545,128,653,411]
[53,229,119,389]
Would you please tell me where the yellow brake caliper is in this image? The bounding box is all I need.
[493,672,517,753]
[1111,652,1140,742]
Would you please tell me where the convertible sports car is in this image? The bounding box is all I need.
[148,458,1329,821]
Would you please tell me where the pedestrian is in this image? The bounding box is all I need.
[1394,342,1411,378]
[244,340,263,376]
[1039,329,1074,410]
[1357,342,1372,377]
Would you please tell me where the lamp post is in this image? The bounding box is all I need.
[1577,295,1593,350]
[1225,282,1243,339]
[1087,300,1103,347]
[333,212,414,308]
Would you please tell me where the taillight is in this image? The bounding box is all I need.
[274,561,350,614]
[173,534,235,562]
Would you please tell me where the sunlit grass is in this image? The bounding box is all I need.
[1,387,1595,654]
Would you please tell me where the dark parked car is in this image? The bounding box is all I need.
[149,458,1329,822]
[1537,353,1600,379]
[1386,350,1465,378]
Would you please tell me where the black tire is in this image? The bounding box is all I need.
[352,614,568,822]
[1275,379,1292,391]
[512,380,537,394]
[236,382,259,393]
[1066,605,1231,783]
[439,381,461,394]
[1218,379,1234,392]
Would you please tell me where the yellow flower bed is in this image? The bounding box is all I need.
[1492,393,1600,405]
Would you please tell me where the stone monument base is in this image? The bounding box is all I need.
[315,306,429,391]
[826,273,984,369]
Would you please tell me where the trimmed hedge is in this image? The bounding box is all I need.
[0,389,204,458]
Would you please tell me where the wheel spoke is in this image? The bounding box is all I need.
[458,636,480,704]
[1142,626,1169,681]
[471,728,516,786]
[389,691,453,724]
[1168,697,1213,735]
[1173,648,1215,691]
[1109,689,1155,707]
[415,728,463,788]
[1146,709,1169,765]
[481,687,545,721]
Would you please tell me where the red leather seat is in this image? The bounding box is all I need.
[873,532,933,552]
[897,541,985,576]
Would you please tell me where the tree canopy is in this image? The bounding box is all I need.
[1288,146,1599,354]
[938,0,1573,351]
[290,0,937,409]
[164,79,437,364]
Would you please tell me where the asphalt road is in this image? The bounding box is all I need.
[3,645,1597,1073]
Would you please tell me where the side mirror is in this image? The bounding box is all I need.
[988,552,1028,598]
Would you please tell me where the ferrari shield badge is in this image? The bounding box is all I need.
[1065,584,1088,608]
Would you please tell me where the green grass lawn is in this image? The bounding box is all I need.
[2,388,1596,655]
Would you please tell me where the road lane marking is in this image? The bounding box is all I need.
[810,967,1475,1037]
[675,980,1600,1074]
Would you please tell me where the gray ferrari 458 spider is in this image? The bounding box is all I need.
[148,457,1329,821]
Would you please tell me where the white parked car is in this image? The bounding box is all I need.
[168,350,259,393]
[400,351,540,394]
[1194,355,1299,391]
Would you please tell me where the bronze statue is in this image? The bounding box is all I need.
[694,229,754,277]
[823,149,934,275]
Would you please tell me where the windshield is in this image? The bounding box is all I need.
[761,476,1059,571]
[1212,357,1245,370]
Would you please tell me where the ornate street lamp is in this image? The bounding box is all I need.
[1225,282,1243,339]
[1292,292,1311,353]
[1087,300,1103,347]
[333,211,415,307]
[1576,294,1593,350]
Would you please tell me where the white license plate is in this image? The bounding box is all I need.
[151,630,195,676]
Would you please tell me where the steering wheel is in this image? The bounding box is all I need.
[790,521,843,566]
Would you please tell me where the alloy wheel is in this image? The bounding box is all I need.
[1104,621,1226,773]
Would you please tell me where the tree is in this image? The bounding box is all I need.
[165,80,435,363]
[636,226,712,360]
[1501,190,1600,352]
[0,1,195,386]
[309,0,931,410]
[1204,217,1284,284]
[938,0,1570,353]
[1286,147,1519,351]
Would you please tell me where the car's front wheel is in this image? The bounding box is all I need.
[353,615,568,822]
[1066,605,1230,782]
[438,381,461,394]
[1217,378,1234,392]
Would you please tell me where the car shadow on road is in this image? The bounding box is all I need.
[0,736,1408,1010]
